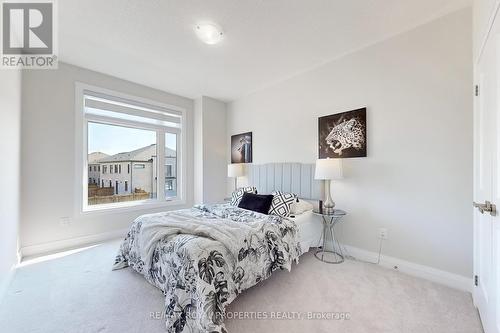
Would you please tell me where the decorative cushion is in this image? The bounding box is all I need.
[269,191,298,217]
[238,193,274,214]
[230,186,257,206]
[290,198,314,215]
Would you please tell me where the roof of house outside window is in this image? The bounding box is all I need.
[89,144,176,163]
[88,152,110,164]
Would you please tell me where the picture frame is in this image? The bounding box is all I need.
[231,132,253,163]
[318,108,367,159]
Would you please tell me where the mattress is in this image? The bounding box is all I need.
[287,210,322,253]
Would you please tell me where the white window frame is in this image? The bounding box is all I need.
[75,82,187,214]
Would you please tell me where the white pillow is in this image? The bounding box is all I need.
[230,186,257,206]
[290,199,314,215]
[268,191,297,217]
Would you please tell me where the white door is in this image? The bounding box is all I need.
[474,8,500,333]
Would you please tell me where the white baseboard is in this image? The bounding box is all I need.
[343,244,472,293]
[20,228,129,259]
[0,264,16,306]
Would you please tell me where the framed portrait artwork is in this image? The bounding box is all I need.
[231,132,253,163]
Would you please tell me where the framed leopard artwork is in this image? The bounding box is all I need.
[318,108,367,158]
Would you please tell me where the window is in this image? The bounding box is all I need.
[165,132,177,200]
[88,123,156,205]
[80,85,184,211]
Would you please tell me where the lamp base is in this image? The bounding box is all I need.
[322,205,335,215]
[323,180,335,214]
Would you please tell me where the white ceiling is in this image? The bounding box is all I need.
[59,0,471,101]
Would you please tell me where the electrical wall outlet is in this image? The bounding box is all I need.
[378,228,388,240]
[59,217,71,227]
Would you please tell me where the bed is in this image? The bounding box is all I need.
[113,163,323,333]
[288,210,322,253]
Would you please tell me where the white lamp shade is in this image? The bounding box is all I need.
[228,163,245,178]
[314,158,343,180]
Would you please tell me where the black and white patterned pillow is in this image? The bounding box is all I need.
[230,186,257,206]
[269,191,298,217]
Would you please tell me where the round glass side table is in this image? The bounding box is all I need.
[312,209,347,264]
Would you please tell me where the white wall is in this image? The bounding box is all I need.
[473,0,497,60]
[20,62,194,252]
[194,96,227,204]
[0,69,21,299]
[194,98,203,204]
[227,9,473,278]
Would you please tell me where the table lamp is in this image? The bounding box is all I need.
[228,163,245,191]
[314,158,343,214]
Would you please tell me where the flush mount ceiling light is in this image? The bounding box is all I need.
[195,23,224,45]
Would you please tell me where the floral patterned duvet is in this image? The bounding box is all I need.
[113,204,302,333]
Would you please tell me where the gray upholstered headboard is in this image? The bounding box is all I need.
[246,163,324,200]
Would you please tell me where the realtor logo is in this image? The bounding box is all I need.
[1,0,57,69]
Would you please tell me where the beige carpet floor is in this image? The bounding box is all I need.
[0,240,482,333]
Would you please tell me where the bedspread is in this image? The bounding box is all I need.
[113,204,302,333]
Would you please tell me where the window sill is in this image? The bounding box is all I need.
[80,198,187,216]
